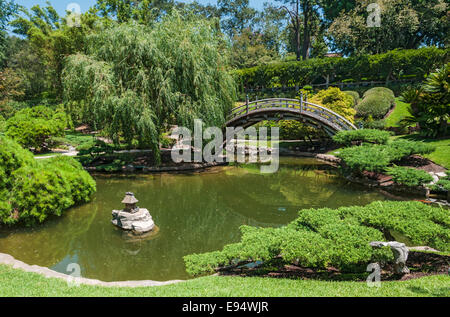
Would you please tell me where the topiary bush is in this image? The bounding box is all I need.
[184,201,449,276]
[333,129,391,147]
[356,95,391,119]
[386,166,433,187]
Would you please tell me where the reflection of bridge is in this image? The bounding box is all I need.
[225,98,357,136]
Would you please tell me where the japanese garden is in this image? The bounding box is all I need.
[0,0,449,298]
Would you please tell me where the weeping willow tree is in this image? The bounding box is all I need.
[63,11,236,163]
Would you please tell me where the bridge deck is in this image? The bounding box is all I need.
[226,98,357,133]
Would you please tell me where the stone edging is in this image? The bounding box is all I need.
[85,161,228,173]
[0,253,185,288]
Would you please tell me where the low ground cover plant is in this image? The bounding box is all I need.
[386,166,434,187]
[333,129,391,146]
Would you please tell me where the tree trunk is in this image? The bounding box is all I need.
[302,1,311,60]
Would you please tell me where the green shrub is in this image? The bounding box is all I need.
[5,106,68,152]
[309,87,356,123]
[184,201,448,276]
[333,129,391,147]
[337,139,436,173]
[356,94,392,119]
[41,156,96,203]
[343,91,360,106]
[386,166,433,187]
[364,119,386,130]
[337,145,393,172]
[363,87,395,101]
[0,136,96,225]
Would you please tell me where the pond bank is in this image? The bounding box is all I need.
[0,253,184,288]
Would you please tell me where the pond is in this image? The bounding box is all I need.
[0,157,398,282]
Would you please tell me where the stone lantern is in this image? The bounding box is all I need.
[122,192,139,213]
[112,192,155,234]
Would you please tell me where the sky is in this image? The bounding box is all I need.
[14,0,270,16]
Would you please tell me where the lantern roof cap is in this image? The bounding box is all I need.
[122,192,138,204]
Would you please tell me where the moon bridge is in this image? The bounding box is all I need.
[225,98,357,136]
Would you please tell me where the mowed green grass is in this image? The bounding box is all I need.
[395,134,450,169]
[385,98,411,127]
[0,264,449,297]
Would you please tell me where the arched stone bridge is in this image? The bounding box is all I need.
[225,97,357,136]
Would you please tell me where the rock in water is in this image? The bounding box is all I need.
[112,208,155,234]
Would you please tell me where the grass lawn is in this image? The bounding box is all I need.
[0,264,449,297]
[385,98,411,127]
[394,134,450,169]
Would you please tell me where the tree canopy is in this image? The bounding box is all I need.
[63,11,236,163]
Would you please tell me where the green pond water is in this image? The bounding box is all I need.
[0,157,397,282]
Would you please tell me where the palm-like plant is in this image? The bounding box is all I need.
[401,64,449,137]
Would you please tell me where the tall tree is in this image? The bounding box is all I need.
[95,0,174,24]
[217,0,257,39]
[0,0,18,68]
[276,0,320,61]
[328,0,449,55]
[10,1,100,100]
[63,12,236,163]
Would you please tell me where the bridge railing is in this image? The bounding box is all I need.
[227,98,357,131]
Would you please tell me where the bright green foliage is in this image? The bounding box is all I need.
[0,136,35,194]
[402,64,450,137]
[356,87,395,119]
[41,156,96,204]
[386,166,433,187]
[341,201,450,252]
[333,129,391,147]
[234,47,449,90]
[328,0,449,55]
[336,140,435,173]
[5,106,67,152]
[184,201,449,276]
[337,144,393,172]
[343,91,360,106]
[63,12,236,163]
[363,87,395,102]
[0,136,96,226]
[309,87,356,123]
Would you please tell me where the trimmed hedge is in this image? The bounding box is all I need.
[0,136,96,225]
[356,87,395,119]
[234,47,449,91]
[333,129,391,147]
[184,201,449,276]
[386,166,433,187]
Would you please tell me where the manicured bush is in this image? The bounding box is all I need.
[184,201,449,276]
[363,87,395,101]
[386,166,433,187]
[336,139,436,173]
[309,87,356,123]
[356,94,392,119]
[343,91,360,106]
[5,106,68,152]
[337,145,393,172]
[333,129,391,147]
[0,136,96,225]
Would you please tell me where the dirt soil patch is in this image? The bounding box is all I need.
[218,252,450,282]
